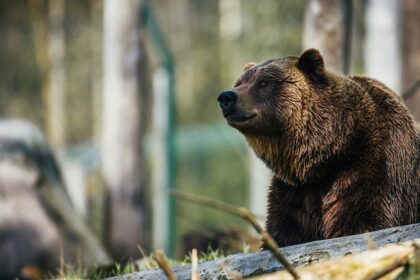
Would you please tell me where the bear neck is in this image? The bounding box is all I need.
[245,134,316,186]
[245,87,355,186]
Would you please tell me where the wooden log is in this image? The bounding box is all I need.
[107,223,420,280]
[251,239,420,280]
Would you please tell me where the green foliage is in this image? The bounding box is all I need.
[398,249,420,280]
[181,246,227,264]
[175,124,250,256]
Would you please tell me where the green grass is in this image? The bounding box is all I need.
[54,246,229,279]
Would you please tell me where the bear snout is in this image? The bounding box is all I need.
[218,90,237,112]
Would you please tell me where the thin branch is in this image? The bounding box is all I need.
[364,231,378,250]
[363,255,408,280]
[171,190,251,219]
[261,231,300,280]
[191,249,200,280]
[170,190,300,279]
[154,250,177,280]
[220,260,244,280]
[402,79,420,101]
[137,244,152,269]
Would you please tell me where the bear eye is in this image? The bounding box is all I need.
[257,80,268,87]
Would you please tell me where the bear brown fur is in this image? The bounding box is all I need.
[218,49,420,246]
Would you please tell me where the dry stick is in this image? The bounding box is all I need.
[402,79,420,101]
[154,250,177,280]
[365,242,420,280]
[220,260,244,280]
[364,231,378,250]
[137,244,152,269]
[170,190,300,279]
[261,231,300,280]
[191,249,200,280]
[363,255,409,280]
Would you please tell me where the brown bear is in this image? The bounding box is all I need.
[218,49,420,247]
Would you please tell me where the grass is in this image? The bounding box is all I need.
[54,246,230,279]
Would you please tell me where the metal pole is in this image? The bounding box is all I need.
[142,1,176,256]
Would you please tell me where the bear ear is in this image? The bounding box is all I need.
[297,49,325,81]
[243,62,257,71]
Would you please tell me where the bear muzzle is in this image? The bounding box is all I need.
[218,90,256,123]
[218,90,237,111]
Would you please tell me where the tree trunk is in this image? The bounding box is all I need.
[401,0,420,120]
[47,0,66,148]
[90,0,103,142]
[102,0,148,259]
[365,0,401,93]
[303,0,347,74]
[29,0,66,147]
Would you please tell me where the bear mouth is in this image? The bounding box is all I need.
[224,112,256,123]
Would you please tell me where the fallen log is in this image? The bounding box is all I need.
[108,223,420,280]
[251,239,420,280]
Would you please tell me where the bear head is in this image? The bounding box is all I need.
[218,48,327,137]
[217,49,345,185]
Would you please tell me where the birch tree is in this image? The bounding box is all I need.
[102,0,148,259]
[402,0,420,119]
[303,0,348,74]
[365,0,401,93]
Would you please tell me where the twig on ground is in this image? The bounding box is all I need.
[154,250,177,280]
[137,244,152,269]
[220,260,244,280]
[171,190,300,279]
[364,231,378,250]
[261,231,300,280]
[191,249,200,280]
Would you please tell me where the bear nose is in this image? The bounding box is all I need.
[218,91,238,111]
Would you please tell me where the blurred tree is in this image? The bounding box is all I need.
[47,0,66,148]
[303,0,349,73]
[29,0,66,148]
[102,0,149,259]
[402,0,420,120]
[365,0,401,92]
[90,0,103,142]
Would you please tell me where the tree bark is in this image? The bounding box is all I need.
[102,0,148,259]
[364,0,402,93]
[108,223,420,280]
[303,0,347,74]
[251,240,418,280]
[401,0,420,120]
